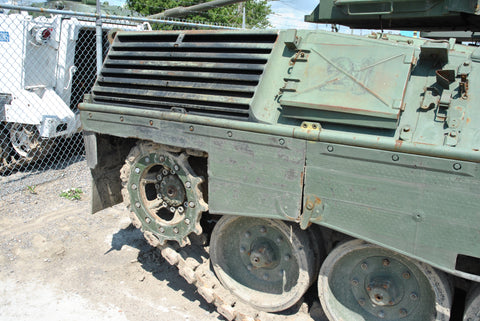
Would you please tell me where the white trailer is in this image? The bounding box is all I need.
[0,12,149,171]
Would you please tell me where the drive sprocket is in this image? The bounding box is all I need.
[121,142,208,247]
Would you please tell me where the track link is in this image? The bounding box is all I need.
[129,201,322,321]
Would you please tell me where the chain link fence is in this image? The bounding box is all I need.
[0,5,236,198]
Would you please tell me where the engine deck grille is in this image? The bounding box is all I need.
[92,31,278,120]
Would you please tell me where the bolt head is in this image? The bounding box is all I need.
[173,227,179,234]
[188,201,195,208]
[135,202,141,208]
[361,262,368,270]
[135,167,140,174]
[402,271,411,279]
[184,218,190,225]
[399,308,408,317]
[259,226,266,233]
[410,292,418,300]
[185,181,191,188]
[131,184,137,190]
[159,227,165,233]
[383,259,390,266]
[156,174,162,181]
[145,217,151,224]
[351,278,359,286]
[284,254,291,261]
[145,157,150,163]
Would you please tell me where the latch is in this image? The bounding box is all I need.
[300,195,324,229]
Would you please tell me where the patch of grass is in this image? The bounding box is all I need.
[26,185,37,195]
[60,188,83,201]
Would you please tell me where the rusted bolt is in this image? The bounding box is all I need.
[453,163,462,170]
[120,116,124,122]
[189,126,194,131]
[300,52,305,58]
[149,120,153,126]
[383,259,390,266]
[402,271,411,279]
[306,202,314,210]
[410,292,418,300]
[392,154,399,161]
[327,145,334,152]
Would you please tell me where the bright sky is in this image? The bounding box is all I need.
[269,0,322,29]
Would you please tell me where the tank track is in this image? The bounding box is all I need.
[128,209,323,321]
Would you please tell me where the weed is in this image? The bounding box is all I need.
[26,185,37,194]
[60,188,83,201]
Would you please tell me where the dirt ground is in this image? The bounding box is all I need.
[0,160,222,321]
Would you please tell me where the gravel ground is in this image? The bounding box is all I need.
[0,160,222,321]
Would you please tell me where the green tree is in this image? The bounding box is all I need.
[126,0,272,29]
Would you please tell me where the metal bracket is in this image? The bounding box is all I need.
[300,194,323,229]
[284,29,301,50]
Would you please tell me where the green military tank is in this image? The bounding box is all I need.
[79,0,480,320]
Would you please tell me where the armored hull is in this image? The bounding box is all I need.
[80,28,480,320]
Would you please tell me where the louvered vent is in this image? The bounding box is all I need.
[92,31,278,120]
